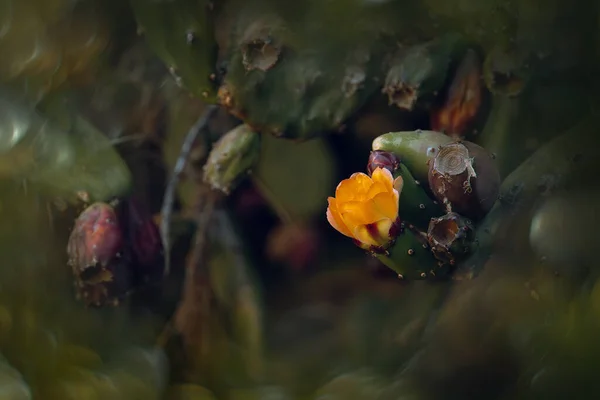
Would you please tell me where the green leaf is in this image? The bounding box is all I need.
[254,134,335,221]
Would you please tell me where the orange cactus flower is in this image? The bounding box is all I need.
[327,167,402,250]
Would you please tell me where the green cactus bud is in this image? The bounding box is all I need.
[394,163,445,231]
[383,33,469,111]
[130,0,219,102]
[375,223,449,280]
[203,124,261,194]
[371,130,453,184]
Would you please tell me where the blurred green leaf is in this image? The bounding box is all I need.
[254,135,335,220]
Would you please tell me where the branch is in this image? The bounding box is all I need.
[160,104,218,277]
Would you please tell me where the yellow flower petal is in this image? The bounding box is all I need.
[371,167,394,192]
[371,192,398,221]
[353,225,380,247]
[353,218,393,247]
[339,200,387,225]
[366,181,388,200]
[393,176,404,194]
[326,197,353,238]
[327,166,401,249]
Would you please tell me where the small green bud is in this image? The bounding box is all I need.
[203,124,261,194]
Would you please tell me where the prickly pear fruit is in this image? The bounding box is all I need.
[67,202,130,307]
[427,212,475,265]
[428,141,500,221]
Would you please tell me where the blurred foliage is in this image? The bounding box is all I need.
[0,0,599,399]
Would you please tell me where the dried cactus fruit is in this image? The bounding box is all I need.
[428,141,500,220]
[203,124,261,195]
[130,0,219,102]
[67,202,130,307]
[430,49,484,139]
[383,34,469,111]
[371,130,453,184]
[427,212,475,265]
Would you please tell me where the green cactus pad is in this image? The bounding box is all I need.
[376,224,449,280]
[394,163,445,231]
[130,0,219,102]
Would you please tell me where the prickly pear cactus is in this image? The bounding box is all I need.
[216,2,393,141]
[130,0,220,102]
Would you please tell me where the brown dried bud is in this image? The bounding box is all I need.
[430,49,483,139]
[428,141,500,220]
[67,203,129,307]
[427,212,475,265]
[367,151,400,175]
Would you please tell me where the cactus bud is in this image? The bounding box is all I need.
[430,49,483,139]
[367,150,399,175]
[372,130,453,184]
[203,124,262,195]
[428,141,500,220]
[427,212,475,265]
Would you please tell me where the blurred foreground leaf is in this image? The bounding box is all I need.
[0,88,131,203]
[254,135,335,221]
